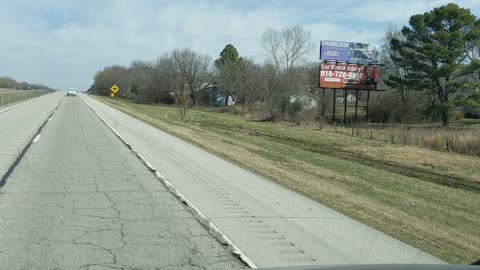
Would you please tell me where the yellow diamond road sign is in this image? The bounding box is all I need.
[110,93,115,97]
[111,84,119,93]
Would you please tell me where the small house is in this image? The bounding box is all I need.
[336,93,357,104]
[289,92,319,109]
[197,84,235,106]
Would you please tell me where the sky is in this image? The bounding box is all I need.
[1,0,480,90]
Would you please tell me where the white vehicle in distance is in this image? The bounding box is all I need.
[66,88,77,96]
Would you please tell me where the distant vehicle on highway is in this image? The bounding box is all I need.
[66,88,76,97]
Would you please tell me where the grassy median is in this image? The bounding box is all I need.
[95,96,480,264]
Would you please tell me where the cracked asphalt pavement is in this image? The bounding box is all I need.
[0,96,247,270]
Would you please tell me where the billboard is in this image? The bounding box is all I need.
[320,40,379,63]
[319,62,379,90]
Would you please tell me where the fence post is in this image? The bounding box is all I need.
[321,88,325,117]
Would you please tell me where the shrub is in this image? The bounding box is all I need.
[286,101,303,121]
[452,109,464,120]
[296,109,317,125]
[368,92,401,123]
[420,131,445,151]
[446,131,480,155]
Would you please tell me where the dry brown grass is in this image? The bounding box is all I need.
[332,125,480,156]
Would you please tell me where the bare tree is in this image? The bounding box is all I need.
[173,76,191,120]
[260,25,314,117]
[166,49,214,119]
[129,60,156,103]
[259,63,283,120]
[153,56,176,104]
[301,62,320,90]
[261,25,314,72]
[170,49,214,106]
[236,58,262,113]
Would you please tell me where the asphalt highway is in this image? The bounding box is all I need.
[0,92,63,179]
[0,95,246,269]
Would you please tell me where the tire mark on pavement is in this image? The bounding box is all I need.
[0,98,63,188]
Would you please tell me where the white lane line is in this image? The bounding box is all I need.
[80,94,258,269]
[32,135,41,143]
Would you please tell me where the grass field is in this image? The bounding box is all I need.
[95,96,480,264]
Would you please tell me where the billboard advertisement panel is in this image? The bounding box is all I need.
[319,63,379,90]
[320,40,379,63]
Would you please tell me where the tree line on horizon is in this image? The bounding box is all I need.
[89,3,480,126]
[0,76,56,92]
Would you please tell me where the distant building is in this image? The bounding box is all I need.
[289,92,319,109]
[197,84,235,106]
[336,93,357,104]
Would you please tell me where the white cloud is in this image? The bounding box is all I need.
[0,0,479,90]
[0,1,291,90]
[350,0,480,23]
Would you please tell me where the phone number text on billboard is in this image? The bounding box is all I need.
[319,63,379,90]
[320,70,363,80]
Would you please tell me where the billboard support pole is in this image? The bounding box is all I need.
[332,89,336,122]
[321,88,325,117]
[343,89,348,124]
[354,89,359,122]
[366,90,371,122]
